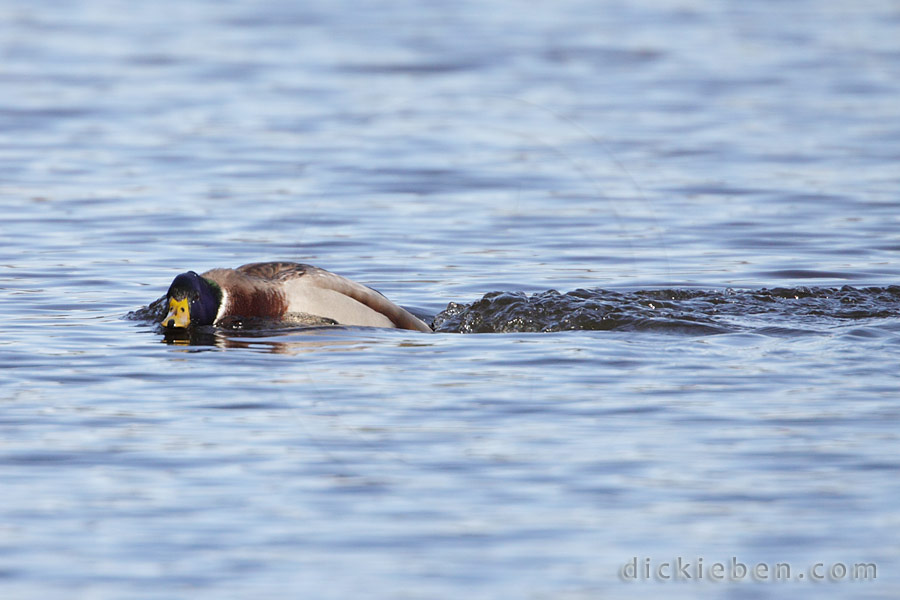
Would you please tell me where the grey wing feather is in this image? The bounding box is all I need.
[304,268,433,332]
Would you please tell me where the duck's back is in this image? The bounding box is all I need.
[204,262,431,332]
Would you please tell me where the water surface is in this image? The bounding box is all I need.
[2,1,900,598]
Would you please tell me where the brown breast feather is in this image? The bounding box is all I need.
[202,266,289,319]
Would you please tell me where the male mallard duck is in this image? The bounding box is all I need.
[161,262,432,332]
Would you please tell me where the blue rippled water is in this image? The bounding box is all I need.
[2,1,900,598]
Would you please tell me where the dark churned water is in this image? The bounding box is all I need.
[2,1,900,598]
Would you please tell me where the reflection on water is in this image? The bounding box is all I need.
[139,299,411,352]
[160,324,390,354]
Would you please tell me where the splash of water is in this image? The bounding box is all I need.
[431,286,900,334]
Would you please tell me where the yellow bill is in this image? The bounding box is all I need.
[161,297,190,328]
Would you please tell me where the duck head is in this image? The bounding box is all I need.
[161,271,222,329]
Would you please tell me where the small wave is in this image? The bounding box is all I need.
[125,295,168,323]
[431,286,900,334]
